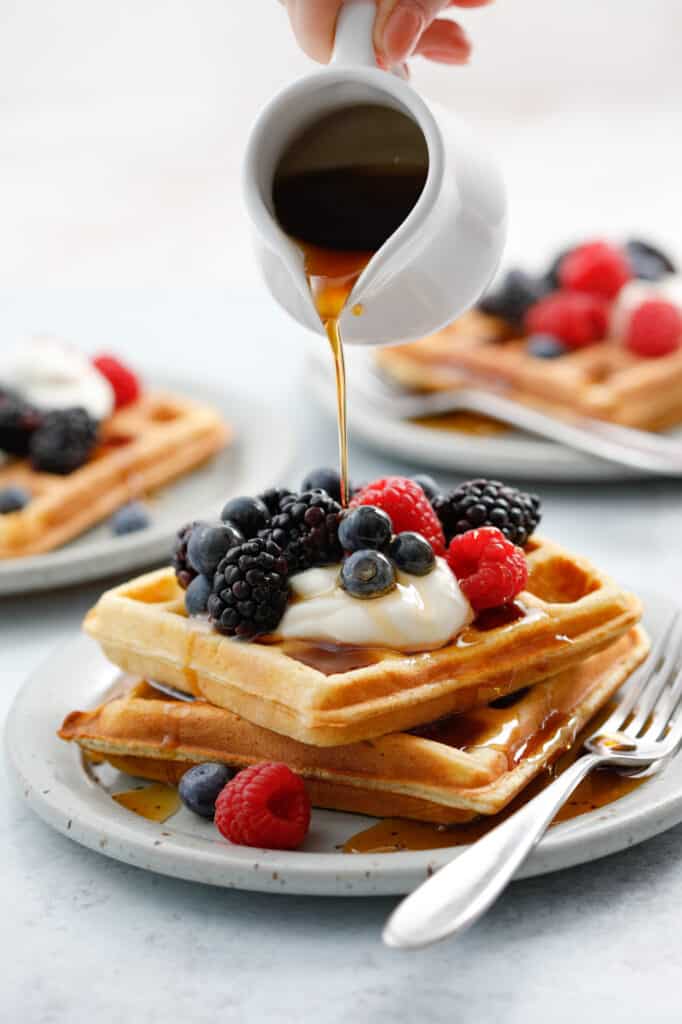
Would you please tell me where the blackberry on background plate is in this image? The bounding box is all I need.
[0,388,43,456]
[208,537,290,639]
[263,489,342,574]
[432,479,541,547]
[173,521,203,589]
[478,269,550,327]
[30,407,98,474]
[625,238,677,282]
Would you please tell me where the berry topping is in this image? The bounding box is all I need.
[110,501,150,535]
[625,299,682,358]
[350,476,445,556]
[432,479,541,547]
[300,467,344,503]
[478,269,550,327]
[187,521,244,576]
[524,291,609,349]
[558,240,631,299]
[389,531,436,576]
[208,537,289,638]
[446,527,528,612]
[625,239,676,282]
[184,573,213,616]
[172,521,203,589]
[526,333,567,359]
[179,762,235,820]
[411,474,440,500]
[92,354,141,409]
[543,247,572,290]
[338,505,392,553]
[0,485,30,514]
[340,549,397,599]
[214,762,311,850]
[221,495,270,539]
[0,388,43,456]
[30,407,98,474]
[257,487,294,516]
[264,490,342,574]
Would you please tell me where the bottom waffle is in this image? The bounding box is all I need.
[59,626,649,824]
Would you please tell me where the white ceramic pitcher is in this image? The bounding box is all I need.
[243,0,507,346]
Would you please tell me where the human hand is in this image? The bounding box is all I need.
[283,0,492,67]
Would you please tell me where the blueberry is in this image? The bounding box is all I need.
[184,573,212,616]
[178,762,235,819]
[110,501,150,535]
[412,474,440,500]
[478,269,550,326]
[340,549,396,599]
[0,485,30,514]
[625,239,676,282]
[543,247,572,290]
[221,495,270,538]
[301,467,344,502]
[389,532,435,576]
[338,506,392,553]
[187,521,243,575]
[526,334,567,359]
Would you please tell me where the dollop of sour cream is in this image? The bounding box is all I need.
[0,336,114,420]
[611,274,682,338]
[276,557,473,651]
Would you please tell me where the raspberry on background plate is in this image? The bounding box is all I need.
[214,762,311,850]
[559,240,632,299]
[524,291,610,349]
[625,299,682,358]
[92,354,141,409]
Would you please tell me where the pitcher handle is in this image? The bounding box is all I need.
[331,0,377,67]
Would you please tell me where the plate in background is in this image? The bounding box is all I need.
[307,345,682,482]
[6,591,682,896]
[0,379,294,595]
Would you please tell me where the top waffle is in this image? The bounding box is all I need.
[83,536,641,747]
[376,310,682,430]
[0,391,229,558]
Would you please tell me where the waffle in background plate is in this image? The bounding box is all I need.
[83,537,642,747]
[59,626,649,824]
[0,392,230,558]
[376,309,682,431]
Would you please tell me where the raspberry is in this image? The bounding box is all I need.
[92,354,141,409]
[625,299,682,358]
[350,477,445,556]
[446,527,528,612]
[214,762,311,850]
[559,241,631,299]
[524,291,609,349]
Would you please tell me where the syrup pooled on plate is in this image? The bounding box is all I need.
[112,783,181,823]
[273,104,428,505]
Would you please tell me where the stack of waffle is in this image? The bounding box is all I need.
[59,536,648,825]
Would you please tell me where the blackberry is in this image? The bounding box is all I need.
[257,487,295,516]
[262,489,342,574]
[208,537,289,639]
[30,407,98,474]
[173,521,203,589]
[0,388,43,456]
[478,270,550,327]
[432,478,541,547]
[626,238,677,282]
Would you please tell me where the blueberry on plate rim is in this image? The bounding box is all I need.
[179,762,235,819]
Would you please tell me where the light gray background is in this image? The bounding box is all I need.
[2,2,682,1022]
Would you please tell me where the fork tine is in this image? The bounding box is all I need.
[646,661,682,742]
[625,615,682,736]
[597,613,679,736]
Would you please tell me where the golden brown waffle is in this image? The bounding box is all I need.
[0,392,230,558]
[83,537,642,747]
[59,627,650,824]
[376,310,682,430]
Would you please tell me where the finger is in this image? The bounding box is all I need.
[448,0,492,8]
[415,18,471,63]
[283,0,343,64]
[374,1,454,64]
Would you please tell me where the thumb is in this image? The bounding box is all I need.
[283,0,346,63]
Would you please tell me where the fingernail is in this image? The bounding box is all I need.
[383,3,425,63]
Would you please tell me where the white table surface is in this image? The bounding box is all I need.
[2,288,682,1024]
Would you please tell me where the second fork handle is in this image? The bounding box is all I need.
[383,752,603,950]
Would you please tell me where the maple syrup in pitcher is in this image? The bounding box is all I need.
[273,104,428,504]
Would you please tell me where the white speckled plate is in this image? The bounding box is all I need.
[307,345,682,482]
[0,380,295,596]
[6,591,682,896]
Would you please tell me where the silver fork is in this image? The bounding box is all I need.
[315,352,682,476]
[383,613,682,950]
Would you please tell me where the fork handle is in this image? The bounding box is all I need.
[383,752,603,950]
